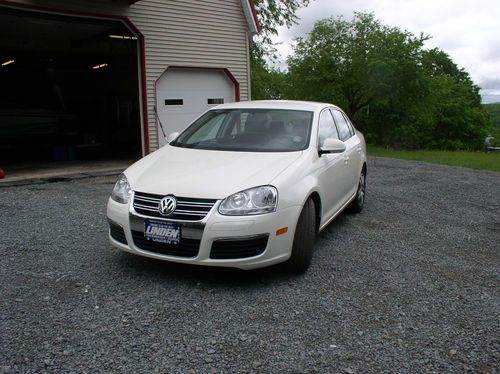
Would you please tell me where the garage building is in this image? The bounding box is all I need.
[0,0,260,165]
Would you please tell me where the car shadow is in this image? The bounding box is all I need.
[113,251,301,288]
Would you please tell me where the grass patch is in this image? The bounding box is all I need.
[368,146,500,172]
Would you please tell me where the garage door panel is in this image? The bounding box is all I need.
[156,68,234,146]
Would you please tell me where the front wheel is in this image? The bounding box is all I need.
[347,168,366,213]
[287,198,316,273]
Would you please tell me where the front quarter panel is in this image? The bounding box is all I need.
[270,147,324,235]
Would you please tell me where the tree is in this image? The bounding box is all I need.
[421,49,490,149]
[250,1,311,99]
[250,47,287,99]
[285,13,490,150]
[252,0,311,53]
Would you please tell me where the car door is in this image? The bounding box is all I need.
[330,109,361,198]
[314,109,350,224]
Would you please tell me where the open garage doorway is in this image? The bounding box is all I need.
[0,6,142,169]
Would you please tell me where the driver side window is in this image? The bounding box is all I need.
[318,109,339,147]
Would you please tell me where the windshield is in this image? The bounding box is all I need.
[170,109,314,152]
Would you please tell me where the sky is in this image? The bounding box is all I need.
[271,0,500,103]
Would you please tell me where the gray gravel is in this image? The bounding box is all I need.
[0,157,499,373]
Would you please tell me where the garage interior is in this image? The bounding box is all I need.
[0,6,142,173]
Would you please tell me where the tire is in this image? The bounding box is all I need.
[287,198,316,273]
[347,168,366,214]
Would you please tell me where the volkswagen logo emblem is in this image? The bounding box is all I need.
[158,195,177,216]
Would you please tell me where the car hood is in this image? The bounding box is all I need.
[126,145,303,199]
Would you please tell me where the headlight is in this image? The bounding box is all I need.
[111,174,131,204]
[219,186,278,215]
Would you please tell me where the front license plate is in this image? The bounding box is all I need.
[144,220,180,245]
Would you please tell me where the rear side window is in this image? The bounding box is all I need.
[331,109,351,141]
[342,113,355,136]
[318,109,339,147]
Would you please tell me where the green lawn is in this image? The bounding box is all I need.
[368,146,500,172]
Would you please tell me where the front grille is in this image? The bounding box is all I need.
[132,230,200,257]
[133,191,216,221]
[210,235,269,259]
[109,221,127,245]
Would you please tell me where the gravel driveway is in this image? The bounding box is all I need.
[1,157,498,373]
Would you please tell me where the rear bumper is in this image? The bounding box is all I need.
[106,196,302,270]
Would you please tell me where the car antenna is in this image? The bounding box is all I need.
[153,105,167,138]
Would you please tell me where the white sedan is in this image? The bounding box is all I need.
[107,100,367,272]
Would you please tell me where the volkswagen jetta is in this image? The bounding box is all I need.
[107,100,367,272]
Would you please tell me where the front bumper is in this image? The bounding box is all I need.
[106,194,302,270]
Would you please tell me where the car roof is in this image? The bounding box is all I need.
[212,100,341,112]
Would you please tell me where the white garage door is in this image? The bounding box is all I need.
[156,68,235,146]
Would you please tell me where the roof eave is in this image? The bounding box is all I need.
[241,0,262,34]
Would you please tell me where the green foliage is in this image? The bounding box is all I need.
[252,0,311,45]
[250,0,311,100]
[251,0,311,62]
[368,146,500,172]
[250,51,287,100]
[420,49,490,149]
[483,103,500,144]
[484,103,500,127]
[280,13,490,150]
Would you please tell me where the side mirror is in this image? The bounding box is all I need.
[319,138,346,155]
[166,132,180,144]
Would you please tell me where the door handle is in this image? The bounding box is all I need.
[357,147,362,154]
[343,156,349,164]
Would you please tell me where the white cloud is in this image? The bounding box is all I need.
[270,0,500,102]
